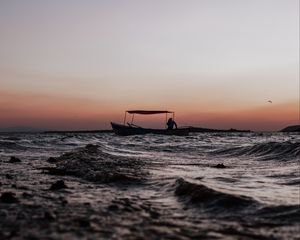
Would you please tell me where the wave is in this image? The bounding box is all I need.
[2,137,21,141]
[0,141,17,147]
[212,141,300,160]
[0,140,28,150]
[174,178,300,223]
[174,178,257,211]
[42,144,148,184]
[256,205,300,223]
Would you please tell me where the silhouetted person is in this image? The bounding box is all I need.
[167,118,177,130]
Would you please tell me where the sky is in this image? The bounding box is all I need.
[0,0,299,131]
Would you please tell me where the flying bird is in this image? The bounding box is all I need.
[267,100,272,103]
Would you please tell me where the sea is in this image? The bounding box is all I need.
[0,132,299,239]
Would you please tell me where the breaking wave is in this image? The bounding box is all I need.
[174,178,257,211]
[174,178,300,223]
[212,141,300,160]
[43,144,148,184]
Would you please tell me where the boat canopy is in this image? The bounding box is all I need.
[126,110,173,115]
[123,110,175,125]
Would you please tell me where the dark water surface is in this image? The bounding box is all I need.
[0,132,299,239]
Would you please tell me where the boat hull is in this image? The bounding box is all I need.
[111,122,189,136]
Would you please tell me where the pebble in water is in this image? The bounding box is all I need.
[49,180,68,191]
[0,192,18,204]
[213,163,226,169]
[9,156,21,163]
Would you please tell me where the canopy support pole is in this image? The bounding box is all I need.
[131,114,135,124]
[165,113,168,129]
[123,111,127,125]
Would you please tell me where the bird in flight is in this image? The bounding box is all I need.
[267,100,272,103]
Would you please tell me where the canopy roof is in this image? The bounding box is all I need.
[126,110,173,115]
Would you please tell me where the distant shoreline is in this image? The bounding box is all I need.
[42,127,252,134]
[1,127,250,134]
[43,130,113,134]
[0,125,299,134]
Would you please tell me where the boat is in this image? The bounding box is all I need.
[111,110,189,136]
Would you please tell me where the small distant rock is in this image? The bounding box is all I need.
[61,198,68,206]
[280,125,300,132]
[150,210,160,219]
[9,156,21,163]
[44,210,56,220]
[75,218,90,228]
[213,163,226,169]
[5,174,13,179]
[195,176,204,180]
[58,196,68,205]
[0,192,18,203]
[85,144,99,151]
[108,204,119,211]
[42,167,66,176]
[22,192,32,198]
[49,180,68,191]
[47,157,57,163]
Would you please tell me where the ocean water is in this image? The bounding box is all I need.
[0,132,299,239]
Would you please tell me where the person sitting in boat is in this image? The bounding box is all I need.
[167,118,177,130]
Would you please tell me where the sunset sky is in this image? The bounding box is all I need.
[0,0,299,131]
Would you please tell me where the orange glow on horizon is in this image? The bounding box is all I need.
[182,101,299,131]
[0,90,121,130]
[0,90,298,131]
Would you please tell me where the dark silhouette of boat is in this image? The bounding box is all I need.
[111,110,189,136]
